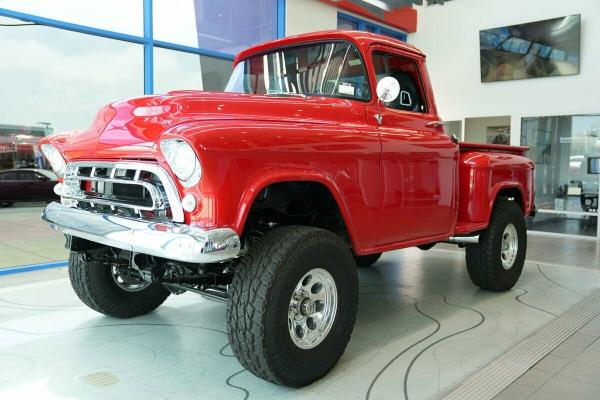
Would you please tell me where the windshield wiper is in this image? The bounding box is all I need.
[265,91,309,99]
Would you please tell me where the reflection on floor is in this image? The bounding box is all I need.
[530,213,597,237]
[1,247,600,400]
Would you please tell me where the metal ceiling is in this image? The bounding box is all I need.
[343,0,452,18]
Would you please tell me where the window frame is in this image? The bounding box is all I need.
[369,46,430,115]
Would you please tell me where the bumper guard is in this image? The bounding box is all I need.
[42,202,241,264]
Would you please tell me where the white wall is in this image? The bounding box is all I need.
[286,0,338,36]
[410,0,600,145]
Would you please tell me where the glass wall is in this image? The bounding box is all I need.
[0,0,281,170]
[0,17,143,134]
[0,0,143,34]
[522,114,600,237]
[154,0,277,54]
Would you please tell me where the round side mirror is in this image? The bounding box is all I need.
[376,76,400,103]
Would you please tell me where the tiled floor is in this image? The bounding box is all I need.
[0,204,599,400]
[0,204,68,269]
[0,244,599,399]
[494,313,600,400]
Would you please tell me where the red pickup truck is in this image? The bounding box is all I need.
[40,31,534,387]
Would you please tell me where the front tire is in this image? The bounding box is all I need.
[227,226,358,387]
[68,248,170,318]
[465,200,527,291]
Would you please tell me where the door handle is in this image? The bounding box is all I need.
[426,120,446,128]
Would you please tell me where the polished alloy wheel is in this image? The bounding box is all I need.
[288,268,338,349]
[500,223,518,270]
[111,265,150,292]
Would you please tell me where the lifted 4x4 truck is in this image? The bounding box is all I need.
[40,31,534,387]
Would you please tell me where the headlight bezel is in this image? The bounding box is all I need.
[40,143,67,177]
[159,139,202,187]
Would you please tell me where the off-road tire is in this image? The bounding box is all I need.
[354,253,382,268]
[68,249,170,318]
[466,200,527,291]
[226,226,358,387]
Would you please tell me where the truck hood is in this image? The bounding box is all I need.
[57,91,356,157]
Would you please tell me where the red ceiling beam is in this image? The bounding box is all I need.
[318,0,417,33]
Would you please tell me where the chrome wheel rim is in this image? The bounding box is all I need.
[501,223,519,270]
[111,265,150,292]
[288,268,338,350]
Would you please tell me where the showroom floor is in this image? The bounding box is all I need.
[0,206,599,400]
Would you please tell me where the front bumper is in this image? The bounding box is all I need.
[42,202,241,263]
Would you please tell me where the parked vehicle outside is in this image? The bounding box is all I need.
[0,168,58,207]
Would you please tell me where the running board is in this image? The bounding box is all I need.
[446,235,479,244]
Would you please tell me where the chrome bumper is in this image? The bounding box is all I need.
[42,202,241,264]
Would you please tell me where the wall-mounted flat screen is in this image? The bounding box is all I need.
[480,15,580,82]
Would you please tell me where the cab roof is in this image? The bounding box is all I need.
[234,30,425,65]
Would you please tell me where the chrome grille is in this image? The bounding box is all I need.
[61,161,184,222]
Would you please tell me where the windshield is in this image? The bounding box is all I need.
[225,41,370,101]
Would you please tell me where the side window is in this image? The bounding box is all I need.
[0,171,19,180]
[18,171,36,180]
[372,51,427,113]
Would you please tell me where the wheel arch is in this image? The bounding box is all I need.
[233,170,357,249]
[490,183,526,216]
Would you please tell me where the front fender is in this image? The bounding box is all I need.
[159,120,381,251]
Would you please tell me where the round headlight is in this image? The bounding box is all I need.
[41,144,66,177]
[160,139,201,186]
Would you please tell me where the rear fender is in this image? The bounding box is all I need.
[459,151,534,226]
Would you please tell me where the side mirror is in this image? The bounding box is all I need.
[376,76,400,103]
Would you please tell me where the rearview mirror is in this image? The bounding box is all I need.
[376,77,400,103]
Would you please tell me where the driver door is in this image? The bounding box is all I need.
[369,49,458,245]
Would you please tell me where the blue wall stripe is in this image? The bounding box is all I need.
[277,0,286,38]
[143,0,154,94]
[0,261,68,276]
[0,7,235,61]
[154,40,235,60]
[0,8,145,44]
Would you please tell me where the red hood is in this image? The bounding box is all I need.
[48,91,355,161]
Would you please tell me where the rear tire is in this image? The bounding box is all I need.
[465,200,526,291]
[354,253,382,268]
[68,249,170,318]
[227,226,358,387]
